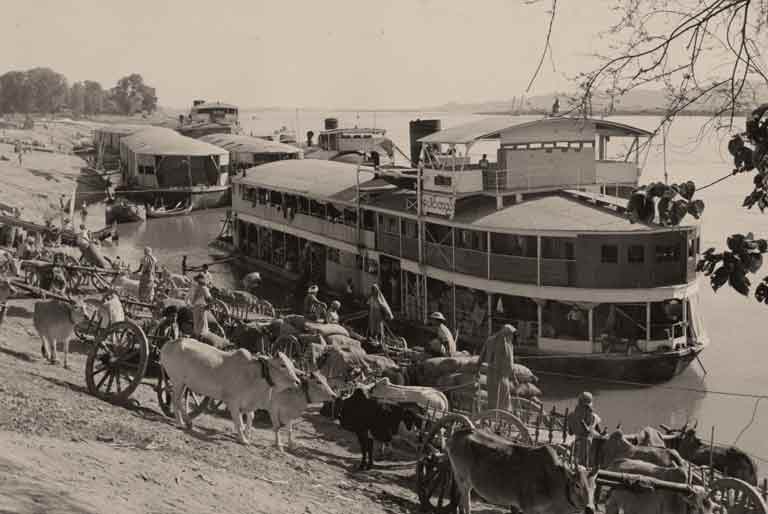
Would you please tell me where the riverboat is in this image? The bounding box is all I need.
[177,100,241,139]
[303,117,397,165]
[228,116,708,383]
[198,133,303,176]
[114,126,231,210]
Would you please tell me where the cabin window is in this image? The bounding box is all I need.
[688,237,699,258]
[434,175,452,187]
[491,234,537,257]
[656,245,680,262]
[380,215,399,235]
[361,210,376,231]
[403,219,418,239]
[343,209,357,227]
[327,248,341,263]
[542,237,574,260]
[601,245,618,263]
[297,196,309,214]
[628,245,645,263]
[456,229,486,251]
[138,165,154,175]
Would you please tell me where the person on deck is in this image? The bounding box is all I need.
[200,264,213,286]
[304,285,321,320]
[137,246,158,303]
[368,283,394,342]
[187,273,213,338]
[426,311,455,358]
[479,154,490,173]
[49,253,68,295]
[475,324,518,411]
[326,300,341,324]
[566,391,602,467]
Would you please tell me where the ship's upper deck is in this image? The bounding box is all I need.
[413,116,652,198]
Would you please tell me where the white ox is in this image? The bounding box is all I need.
[159,338,300,444]
[111,272,140,298]
[606,459,716,514]
[33,299,90,369]
[268,370,336,451]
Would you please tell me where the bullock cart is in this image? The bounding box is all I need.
[80,296,210,419]
[415,404,768,514]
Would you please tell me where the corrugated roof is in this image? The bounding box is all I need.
[235,159,375,200]
[192,102,238,111]
[419,117,652,144]
[94,124,150,136]
[199,134,302,155]
[121,127,228,157]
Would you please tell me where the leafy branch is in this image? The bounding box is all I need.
[697,233,767,296]
[626,181,704,225]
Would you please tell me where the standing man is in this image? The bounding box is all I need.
[475,324,518,411]
[187,273,213,338]
[200,263,213,286]
[479,154,490,173]
[567,392,602,467]
[137,246,158,303]
[80,201,89,227]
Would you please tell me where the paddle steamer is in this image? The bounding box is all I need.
[228,116,708,383]
[177,100,241,139]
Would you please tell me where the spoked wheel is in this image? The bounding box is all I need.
[61,254,83,291]
[709,477,768,514]
[272,335,302,360]
[208,299,231,330]
[156,368,211,419]
[473,409,533,446]
[85,320,149,403]
[416,413,471,514]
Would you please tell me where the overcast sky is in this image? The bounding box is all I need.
[4,1,623,109]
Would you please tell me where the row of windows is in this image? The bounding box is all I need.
[601,244,681,264]
[506,141,595,150]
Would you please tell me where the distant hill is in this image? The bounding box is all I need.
[418,87,767,115]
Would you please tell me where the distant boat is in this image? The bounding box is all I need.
[177,100,241,139]
[147,200,193,219]
[105,201,145,225]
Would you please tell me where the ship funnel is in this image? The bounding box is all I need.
[324,118,339,130]
[409,119,441,167]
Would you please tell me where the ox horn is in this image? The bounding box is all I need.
[616,422,622,430]
[691,419,698,431]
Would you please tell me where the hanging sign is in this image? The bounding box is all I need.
[421,193,455,217]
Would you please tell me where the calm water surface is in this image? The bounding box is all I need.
[86,112,768,474]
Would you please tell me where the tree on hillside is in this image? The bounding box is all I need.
[0,71,35,113]
[69,81,85,115]
[110,73,158,115]
[83,80,105,115]
[531,0,768,302]
[26,67,68,114]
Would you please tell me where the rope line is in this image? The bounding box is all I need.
[696,172,736,192]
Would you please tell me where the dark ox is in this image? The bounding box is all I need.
[446,414,598,514]
[328,387,422,470]
[590,428,688,469]
[660,423,758,485]
[606,458,716,514]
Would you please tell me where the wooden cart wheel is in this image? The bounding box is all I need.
[416,413,473,514]
[271,335,302,361]
[473,409,533,446]
[59,254,82,290]
[92,257,113,292]
[709,477,768,514]
[156,368,211,419]
[208,299,231,329]
[85,320,149,403]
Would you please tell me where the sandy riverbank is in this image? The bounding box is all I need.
[0,296,420,514]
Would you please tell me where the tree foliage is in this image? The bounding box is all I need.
[0,68,158,116]
[529,0,768,302]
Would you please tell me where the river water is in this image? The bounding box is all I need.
[81,111,768,475]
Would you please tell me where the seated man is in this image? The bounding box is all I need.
[426,311,456,357]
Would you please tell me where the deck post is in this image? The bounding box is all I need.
[537,302,543,339]
[588,307,594,344]
[646,302,651,342]
[536,235,542,286]
[487,292,493,337]
[486,231,491,279]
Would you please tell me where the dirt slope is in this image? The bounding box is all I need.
[0,298,423,514]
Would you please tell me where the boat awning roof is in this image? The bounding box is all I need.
[198,134,302,155]
[193,102,238,110]
[94,124,151,136]
[418,117,653,145]
[121,127,228,157]
[234,159,376,201]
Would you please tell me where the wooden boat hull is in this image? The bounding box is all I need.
[115,185,231,211]
[147,203,193,219]
[105,203,145,225]
[514,345,703,384]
